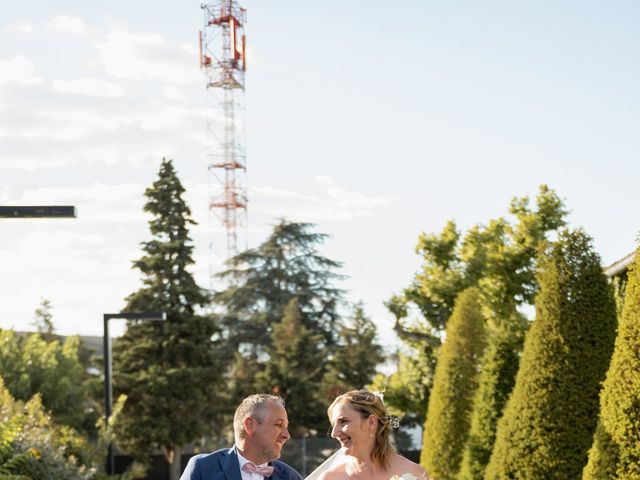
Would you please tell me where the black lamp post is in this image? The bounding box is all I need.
[103,312,166,475]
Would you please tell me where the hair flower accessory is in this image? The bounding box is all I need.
[381,414,400,429]
[390,416,400,429]
[372,391,385,403]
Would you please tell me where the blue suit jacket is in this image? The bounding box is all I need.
[180,447,304,480]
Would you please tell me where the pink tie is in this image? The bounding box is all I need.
[243,462,274,477]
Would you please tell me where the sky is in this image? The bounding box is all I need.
[1,1,639,348]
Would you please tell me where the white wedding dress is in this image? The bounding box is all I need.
[305,449,430,480]
[305,449,345,480]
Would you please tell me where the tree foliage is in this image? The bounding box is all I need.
[394,185,566,337]
[457,312,525,480]
[214,219,346,355]
[0,329,88,430]
[214,219,348,415]
[583,248,640,480]
[322,304,384,398]
[384,186,566,423]
[32,298,55,338]
[369,346,434,429]
[258,298,327,435]
[485,230,617,480]
[113,158,227,479]
[0,377,94,480]
[420,288,486,480]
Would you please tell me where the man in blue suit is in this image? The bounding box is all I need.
[181,394,304,480]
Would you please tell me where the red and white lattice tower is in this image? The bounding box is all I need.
[199,0,247,262]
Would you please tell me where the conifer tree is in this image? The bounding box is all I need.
[322,305,384,397]
[113,158,226,480]
[420,288,486,480]
[258,298,326,435]
[457,313,525,480]
[485,230,617,480]
[214,220,346,411]
[214,220,346,354]
[582,248,640,480]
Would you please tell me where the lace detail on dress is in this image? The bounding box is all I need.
[390,472,431,480]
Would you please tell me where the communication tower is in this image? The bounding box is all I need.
[199,0,247,261]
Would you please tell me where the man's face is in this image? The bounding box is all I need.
[250,400,290,463]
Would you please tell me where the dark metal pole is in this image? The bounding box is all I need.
[0,205,77,218]
[101,312,163,475]
[103,315,114,475]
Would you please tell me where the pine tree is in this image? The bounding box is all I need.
[457,313,525,480]
[113,158,226,480]
[485,229,617,480]
[420,288,486,480]
[214,220,346,410]
[322,305,384,398]
[214,220,346,354]
[582,248,640,480]
[258,298,326,435]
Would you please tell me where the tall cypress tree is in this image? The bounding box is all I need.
[113,158,226,480]
[457,313,525,480]
[420,288,486,480]
[485,229,617,480]
[583,248,640,480]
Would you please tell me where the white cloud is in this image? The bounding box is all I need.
[251,177,398,222]
[163,85,187,102]
[95,28,200,85]
[0,55,43,87]
[45,15,87,35]
[52,78,125,97]
[315,174,396,209]
[8,22,34,35]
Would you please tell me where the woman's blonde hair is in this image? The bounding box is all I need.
[328,390,396,470]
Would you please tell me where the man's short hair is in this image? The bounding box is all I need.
[233,394,285,441]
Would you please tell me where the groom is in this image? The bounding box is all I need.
[180,394,303,480]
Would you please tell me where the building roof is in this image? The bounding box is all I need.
[604,251,636,278]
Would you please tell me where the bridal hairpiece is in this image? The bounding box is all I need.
[372,391,385,403]
[382,415,400,429]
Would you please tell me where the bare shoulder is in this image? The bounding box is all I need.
[315,463,348,480]
[387,454,430,480]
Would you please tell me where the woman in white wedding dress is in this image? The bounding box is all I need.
[307,390,431,480]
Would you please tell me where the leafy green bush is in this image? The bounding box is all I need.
[0,377,94,480]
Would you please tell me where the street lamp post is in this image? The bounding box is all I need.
[103,312,166,475]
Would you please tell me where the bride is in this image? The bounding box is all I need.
[307,390,431,480]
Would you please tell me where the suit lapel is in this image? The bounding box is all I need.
[221,447,243,480]
[268,462,284,480]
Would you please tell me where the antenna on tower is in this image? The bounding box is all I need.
[200,0,248,270]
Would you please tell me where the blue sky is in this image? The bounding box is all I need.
[1,1,638,346]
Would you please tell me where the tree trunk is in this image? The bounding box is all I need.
[165,444,183,480]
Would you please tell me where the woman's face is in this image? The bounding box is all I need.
[329,401,374,453]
